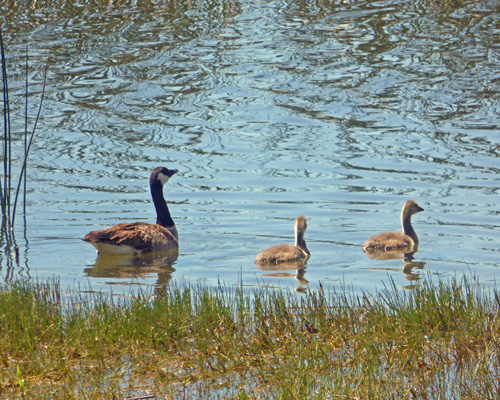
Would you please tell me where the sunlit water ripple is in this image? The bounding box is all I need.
[0,0,499,297]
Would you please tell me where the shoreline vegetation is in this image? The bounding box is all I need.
[1,275,499,399]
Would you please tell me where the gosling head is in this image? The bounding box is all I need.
[402,200,424,218]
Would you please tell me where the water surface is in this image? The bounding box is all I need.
[1,0,499,296]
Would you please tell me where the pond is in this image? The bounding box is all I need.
[0,0,499,297]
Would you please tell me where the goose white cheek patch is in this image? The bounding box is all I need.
[157,172,170,185]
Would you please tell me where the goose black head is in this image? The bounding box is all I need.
[151,167,178,186]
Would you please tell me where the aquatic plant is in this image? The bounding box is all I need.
[0,26,49,235]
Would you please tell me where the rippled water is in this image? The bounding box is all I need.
[0,0,499,296]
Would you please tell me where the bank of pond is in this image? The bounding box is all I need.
[1,274,498,399]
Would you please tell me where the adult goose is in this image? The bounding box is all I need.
[84,167,178,255]
[362,200,424,253]
[255,216,310,265]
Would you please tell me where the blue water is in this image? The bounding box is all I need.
[1,0,499,297]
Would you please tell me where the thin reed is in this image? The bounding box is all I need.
[1,275,499,399]
[0,25,49,234]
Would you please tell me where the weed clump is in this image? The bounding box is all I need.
[0,275,499,399]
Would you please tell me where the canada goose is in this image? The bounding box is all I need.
[362,200,424,253]
[84,167,179,255]
[255,216,310,265]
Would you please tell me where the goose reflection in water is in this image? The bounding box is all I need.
[256,260,309,294]
[366,250,426,289]
[84,249,178,296]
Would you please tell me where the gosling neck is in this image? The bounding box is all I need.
[295,228,310,256]
[401,211,418,245]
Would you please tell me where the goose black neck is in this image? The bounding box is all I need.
[151,181,174,228]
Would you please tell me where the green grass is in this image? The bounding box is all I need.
[1,275,499,399]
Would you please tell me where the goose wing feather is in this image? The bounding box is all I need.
[84,222,178,252]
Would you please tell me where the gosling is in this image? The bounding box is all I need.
[362,200,424,253]
[255,216,310,265]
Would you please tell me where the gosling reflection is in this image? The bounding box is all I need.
[364,247,419,261]
[257,261,309,293]
[402,260,426,288]
[366,250,426,289]
[401,251,426,289]
[84,249,178,296]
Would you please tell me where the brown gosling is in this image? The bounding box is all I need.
[255,216,310,265]
[362,200,424,253]
[84,167,179,255]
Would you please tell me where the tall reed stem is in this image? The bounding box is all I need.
[0,26,10,223]
[0,24,49,237]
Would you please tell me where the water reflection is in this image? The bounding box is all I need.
[366,249,426,289]
[257,261,309,294]
[402,259,426,289]
[364,248,419,261]
[84,249,178,295]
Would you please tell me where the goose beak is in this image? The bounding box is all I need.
[171,169,179,176]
